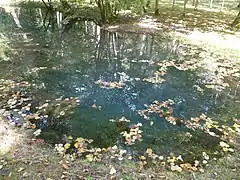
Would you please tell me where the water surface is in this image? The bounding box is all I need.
[0,6,239,155]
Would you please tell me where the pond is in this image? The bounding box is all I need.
[0,6,239,157]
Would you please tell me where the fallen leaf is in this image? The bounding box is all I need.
[22,172,30,177]
[64,143,71,150]
[62,163,69,170]
[61,175,67,179]
[109,167,116,175]
[17,168,24,172]
[140,156,146,160]
[219,141,229,148]
[33,129,41,136]
[86,154,94,162]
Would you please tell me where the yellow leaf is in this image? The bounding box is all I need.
[171,165,182,172]
[79,148,86,153]
[68,136,73,140]
[102,148,107,152]
[160,162,166,166]
[219,141,229,148]
[75,137,84,142]
[86,154,94,162]
[206,121,212,128]
[74,142,79,149]
[31,124,36,129]
[191,166,198,171]
[222,147,229,152]
[96,148,102,152]
[233,123,240,128]
[146,148,153,157]
[64,143,71,150]
[140,156,146,160]
[138,161,144,171]
[180,163,192,169]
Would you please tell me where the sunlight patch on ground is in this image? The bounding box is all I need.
[0,0,11,5]
[106,25,120,30]
[185,31,240,51]
[137,16,162,30]
[0,119,24,155]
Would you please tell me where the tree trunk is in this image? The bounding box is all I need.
[231,2,240,27]
[183,0,188,16]
[194,0,198,10]
[231,11,240,27]
[221,0,225,11]
[209,0,213,8]
[192,0,195,6]
[95,0,118,24]
[155,0,159,15]
[172,0,176,9]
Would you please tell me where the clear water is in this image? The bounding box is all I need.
[1,6,239,155]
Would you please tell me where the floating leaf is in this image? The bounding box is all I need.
[146,148,153,157]
[64,143,71,150]
[140,156,146,160]
[68,136,73,140]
